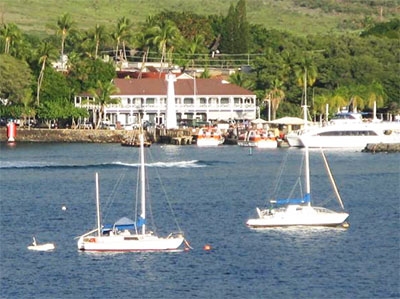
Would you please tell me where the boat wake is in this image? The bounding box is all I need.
[113,160,205,168]
[0,160,206,169]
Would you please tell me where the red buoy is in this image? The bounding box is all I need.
[7,122,17,142]
[203,244,212,251]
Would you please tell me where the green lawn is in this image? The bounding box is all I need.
[1,0,397,36]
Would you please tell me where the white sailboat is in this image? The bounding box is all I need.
[246,73,349,229]
[246,146,350,228]
[77,133,185,252]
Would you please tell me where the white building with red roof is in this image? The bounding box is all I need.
[74,74,257,127]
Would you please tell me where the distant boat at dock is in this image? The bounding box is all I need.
[237,129,277,148]
[196,127,225,147]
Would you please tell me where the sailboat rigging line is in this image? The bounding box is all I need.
[184,239,193,250]
[145,162,157,234]
[287,177,303,200]
[147,148,183,233]
[103,172,126,221]
[285,152,305,200]
[271,149,290,198]
[321,149,345,210]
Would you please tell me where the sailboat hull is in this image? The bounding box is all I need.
[78,233,184,252]
[28,243,55,251]
[246,205,349,228]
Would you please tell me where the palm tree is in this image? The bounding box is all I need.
[148,20,181,72]
[294,56,317,120]
[294,57,317,104]
[364,81,386,109]
[267,78,285,120]
[329,93,348,113]
[88,80,120,129]
[130,30,152,78]
[82,24,108,59]
[313,94,330,121]
[36,41,58,105]
[228,71,255,90]
[176,34,206,72]
[20,89,35,129]
[92,24,107,59]
[111,17,132,63]
[56,13,74,70]
[0,23,21,55]
[200,68,211,78]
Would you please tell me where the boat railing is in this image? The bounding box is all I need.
[75,228,98,239]
[314,207,337,213]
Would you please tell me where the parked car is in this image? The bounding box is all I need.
[123,123,140,130]
[78,122,93,129]
[99,122,115,130]
[143,121,154,129]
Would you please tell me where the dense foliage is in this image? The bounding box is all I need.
[0,0,398,126]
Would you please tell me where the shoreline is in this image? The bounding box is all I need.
[2,128,400,153]
[1,128,129,143]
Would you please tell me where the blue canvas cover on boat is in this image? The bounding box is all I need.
[275,193,310,206]
[102,216,145,233]
[114,217,135,230]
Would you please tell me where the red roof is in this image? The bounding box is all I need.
[112,78,255,97]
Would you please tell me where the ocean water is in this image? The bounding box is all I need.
[0,142,399,299]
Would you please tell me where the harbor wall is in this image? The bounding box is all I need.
[0,127,194,144]
[362,143,400,153]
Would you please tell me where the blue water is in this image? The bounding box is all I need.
[0,142,399,298]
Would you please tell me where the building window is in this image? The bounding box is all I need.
[220,97,229,106]
[184,98,194,104]
[244,98,252,104]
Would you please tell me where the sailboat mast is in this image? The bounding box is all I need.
[303,71,311,204]
[95,172,101,237]
[140,132,146,235]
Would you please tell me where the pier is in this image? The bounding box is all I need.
[155,128,194,145]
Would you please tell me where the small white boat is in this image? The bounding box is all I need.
[27,237,55,251]
[237,129,277,148]
[196,126,225,147]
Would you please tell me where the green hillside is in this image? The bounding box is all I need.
[1,0,398,36]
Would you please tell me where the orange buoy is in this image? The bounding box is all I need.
[203,244,212,251]
[7,121,17,142]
